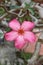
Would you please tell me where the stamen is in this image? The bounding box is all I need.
[18,29,24,35]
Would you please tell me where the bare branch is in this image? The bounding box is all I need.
[30,42,41,61]
[29,14,38,24]
[0,4,27,20]
[27,33,41,64]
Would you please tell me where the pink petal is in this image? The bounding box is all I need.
[15,35,25,49]
[24,31,36,43]
[9,19,20,31]
[21,21,35,31]
[5,31,18,41]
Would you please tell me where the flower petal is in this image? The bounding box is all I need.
[21,21,35,31]
[9,19,20,31]
[5,31,18,41]
[15,35,25,49]
[24,31,36,43]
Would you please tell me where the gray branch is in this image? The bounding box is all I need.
[27,34,41,65]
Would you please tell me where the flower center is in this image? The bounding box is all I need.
[18,29,24,35]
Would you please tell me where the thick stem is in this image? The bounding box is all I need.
[27,34,41,64]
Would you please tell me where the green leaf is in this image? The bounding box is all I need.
[25,3,30,9]
[0,7,5,16]
[25,1,35,8]
[5,27,11,32]
[21,51,32,60]
[10,5,20,9]
[28,8,35,15]
[0,30,4,39]
[24,2,35,15]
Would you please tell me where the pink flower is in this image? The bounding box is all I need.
[5,19,36,49]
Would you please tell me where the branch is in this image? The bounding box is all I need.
[27,33,41,64]
[0,4,18,21]
[0,4,27,20]
[30,42,41,61]
[0,8,21,21]
[38,56,43,61]
[29,13,38,24]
